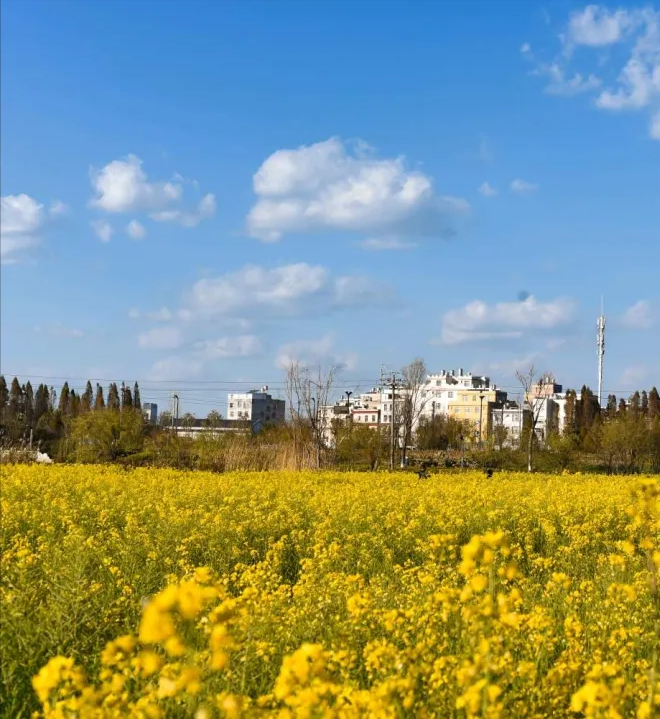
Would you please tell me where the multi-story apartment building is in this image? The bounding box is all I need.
[491,401,530,447]
[420,369,506,441]
[226,387,285,425]
[142,403,158,425]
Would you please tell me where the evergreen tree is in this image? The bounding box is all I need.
[9,378,22,421]
[123,386,133,409]
[81,381,93,413]
[606,394,617,416]
[107,383,120,410]
[95,383,105,410]
[58,382,71,414]
[70,390,81,416]
[133,382,141,412]
[630,391,641,417]
[618,398,627,415]
[0,375,8,423]
[641,390,649,415]
[649,387,660,420]
[564,390,577,434]
[34,384,50,423]
[24,381,35,427]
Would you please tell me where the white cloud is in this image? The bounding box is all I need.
[542,63,602,95]
[126,219,146,240]
[532,6,660,139]
[90,154,182,213]
[620,299,656,329]
[151,192,216,227]
[194,335,262,359]
[246,137,468,243]
[485,352,543,378]
[138,326,184,350]
[521,42,532,55]
[185,263,394,319]
[1,194,44,263]
[359,237,418,250]
[90,154,215,227]
[568,5,634,46]
[49,200,68,217]
[510,179,539,194]
[34,323,84,339]
[275,334,358,371]
[477,134,493,162]
[91,219,114,243]
[440,295,576,345]
[478,182,498,197]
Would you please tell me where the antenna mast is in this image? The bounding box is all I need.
[597,298,605,410]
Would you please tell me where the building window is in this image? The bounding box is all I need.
[448,392,454,398]
[229,403,234,409]
[372,415,376,423]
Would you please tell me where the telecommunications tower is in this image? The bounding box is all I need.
[597,299,606,409]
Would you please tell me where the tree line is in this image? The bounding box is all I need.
[0,376,142,449]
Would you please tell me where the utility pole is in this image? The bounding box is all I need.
[172,393,179,436]
[597,297,606,411]
[384,371,400,471]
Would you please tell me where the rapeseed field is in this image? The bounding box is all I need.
[1,465,658,718]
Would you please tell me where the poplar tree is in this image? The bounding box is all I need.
[0,375,8,423]
[95,384,105,410]
[58,382,71,414]
[630,391,641,417]
[24,382,34,427]
[34,384,50,422]
[618,398,627,415]
[133,382,141,411]
[9,378,22,421]
[641,390,649,415]
[649,387,660,420]
[81,381,93,412]
[107,383,120,410]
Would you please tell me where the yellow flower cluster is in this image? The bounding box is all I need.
[1,465,659,717]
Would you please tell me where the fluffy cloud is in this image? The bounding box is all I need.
[567,5,634,46]
[1,194,44,263]
[91,219,114,243]
[185,263,394,319]
[530,5,660,139]
[440,295,576,345]
[138,326,184,350]
[126,219,146,240]
[620,299,656,329]
[147,335,261,381]
[246,137,469,243]
[510,179,539,194]
[194,335,262,359]
[478,182,498,197]
[90,154,182,213]
[275,334,358,371]
[90,154,215,227]
[151,193,216,227]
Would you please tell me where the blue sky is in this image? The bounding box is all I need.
[1,0,658,416]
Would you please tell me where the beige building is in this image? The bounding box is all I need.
[447,387,506,442]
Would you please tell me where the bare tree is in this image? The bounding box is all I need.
[516,366,550,472]
[399,358,428,468]
[285,361,339,469]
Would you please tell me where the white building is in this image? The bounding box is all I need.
[227,387,285,425]
[491,402,530,447]
[419,369,492,420]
